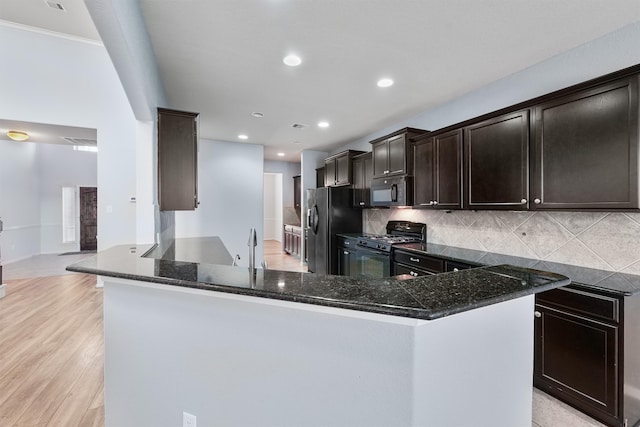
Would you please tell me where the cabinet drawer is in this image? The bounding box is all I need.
[536,287,619,324]
[394,251,444,273]
[336,236,357,248]
[445,260,478,272]
[394,263,435,277]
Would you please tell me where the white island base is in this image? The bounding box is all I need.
[104,277,535,427]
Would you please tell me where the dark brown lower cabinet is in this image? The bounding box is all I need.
[283,225,302,258]
[534,285,640,427]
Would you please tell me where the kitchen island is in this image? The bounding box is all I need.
[68,239,570,427]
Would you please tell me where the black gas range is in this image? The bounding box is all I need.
[348,221,426,278]
[356,221,426,252]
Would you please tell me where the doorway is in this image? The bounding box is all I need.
[79,187,98,251]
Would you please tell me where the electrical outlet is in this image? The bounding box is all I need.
[183,412,197,427]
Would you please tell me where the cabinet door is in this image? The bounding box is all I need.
[464,110,529,210]
[352,157,365,206]
[435,129,463,209]
[372,140,389,178]
[413,138,435,207]
[293,176,301,212]
[534,304,619,424]
[387,134,407,175]
[363,154,373,206]
[324,159,336,187]
[337,247,354,276]
[158,108,199,211]
[335,154,351,186]
[531,77,639,209]
[316,167,325,188]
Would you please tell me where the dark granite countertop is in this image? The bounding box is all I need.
[67,240,569,320]
[394,242,640,296]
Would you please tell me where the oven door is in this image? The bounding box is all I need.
[355,246,391,279]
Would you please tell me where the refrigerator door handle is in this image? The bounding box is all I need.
[306,208,312,229]
[312,204,319,234]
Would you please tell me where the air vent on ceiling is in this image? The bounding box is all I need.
[45,1,66,11]
[292,123,307,129]
[62,137,97,145]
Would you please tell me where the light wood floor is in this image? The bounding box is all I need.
[263,240,308,273]
[0,273,104,427]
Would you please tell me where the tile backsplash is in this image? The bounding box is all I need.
[364,209,640,275]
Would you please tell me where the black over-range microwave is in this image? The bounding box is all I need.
[370,176,412,207]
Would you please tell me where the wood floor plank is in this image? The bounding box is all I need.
[0,273,104,427]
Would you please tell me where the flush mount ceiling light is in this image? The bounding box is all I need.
[6,130,29,141]
[283,54,302,67]
[317,121,330,128]
[238,134,248,140]
[277,152,285,157]
[251,112,264,118]
[377,78,394,88]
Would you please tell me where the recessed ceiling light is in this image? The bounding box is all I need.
[277,152,285,157]
[318,121,330,128]
[238,134,248,140]
[377,78,394,88]
[251,112,264,118]
[283,54,302,67]
[6,130,29,141]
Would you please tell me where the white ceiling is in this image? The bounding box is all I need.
[0,119,96,146]
[1,1,639,162]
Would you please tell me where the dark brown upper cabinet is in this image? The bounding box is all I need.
[293,175,301,216]
[324,150,365,187]
[316,167,325,188]
[463,110,530,210]
[352,152,373,207]
[370,128,427,178]
[158,108,199,211]
[531,76,639,210]
[413,129,463,209]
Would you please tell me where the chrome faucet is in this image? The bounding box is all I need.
[247,228,258,288]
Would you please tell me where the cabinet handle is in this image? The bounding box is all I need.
[344,241,350,245]
[520,198,527,204]
[410,257,420,263]
[410,271,418,277]
[343,250,349,255]
[453,268,459,272]
[429,201,434,206]
[534,198,541,204]
[359,202,365,206]
[433,201,438,206]
[384,170,390,174]
[534,311,541,318]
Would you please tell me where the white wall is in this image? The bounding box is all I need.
[263,173,283,241]
[37,144,98,254]
[0,140,40,263]
[175,139,264,267]
[0,24,138,252]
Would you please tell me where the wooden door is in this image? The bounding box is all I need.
[372,140,388,178]
[435,129,463,209]
[464,110,529,209]
[531,77,639,209]
[413,138,435,207]
[534,303,619,425]
[79,187,98,251]
[387,134,407,175]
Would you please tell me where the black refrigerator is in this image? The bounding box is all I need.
[306,187,362,275]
